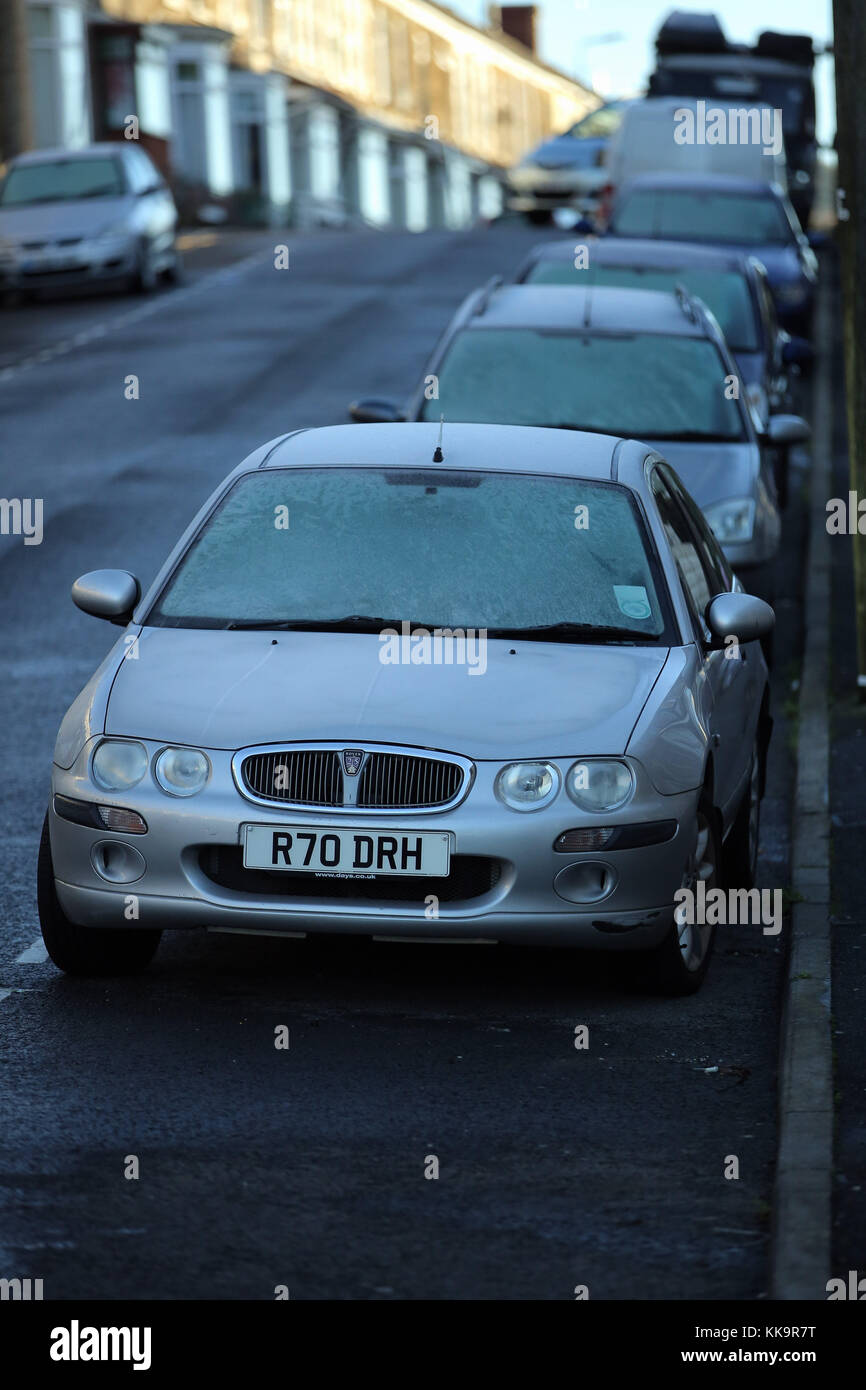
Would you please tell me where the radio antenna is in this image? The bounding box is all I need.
[433,415,445,462]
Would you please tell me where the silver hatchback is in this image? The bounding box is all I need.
[0,143,180,296]
[40,423,774,994]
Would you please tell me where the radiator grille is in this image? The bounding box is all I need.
[239,747,467,810]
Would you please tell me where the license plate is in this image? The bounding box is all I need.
[242,825,451,877]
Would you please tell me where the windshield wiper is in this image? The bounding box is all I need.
[486,621,661,644]
[225,614,403,632]
[646,430,738,442]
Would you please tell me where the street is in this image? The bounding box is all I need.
[0,223,811,1300]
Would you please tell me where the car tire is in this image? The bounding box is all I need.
[37,814,161,976]
[129,242,158,295]
[162,249,184,286]
[636,794,720,996]
[724,742,761,889]
[525,210,552,225]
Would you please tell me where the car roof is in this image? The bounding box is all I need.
[464,283,712,338]
[617,171,783,197]
[251,422,644,484]
[9,143,130,166]
[522,236,753,274]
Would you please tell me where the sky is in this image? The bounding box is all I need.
[451,1,836,143]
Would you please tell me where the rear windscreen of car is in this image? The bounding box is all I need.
[612,189,792,247]
[525,262,759,351]
[0,158,125,206]
[149,468,674,641]
[419,328,746,442]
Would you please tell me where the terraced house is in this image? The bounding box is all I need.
[7,0,597,226]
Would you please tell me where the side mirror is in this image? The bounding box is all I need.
[71,570,140,625]
[782,336,814,367]
[705,592,775,648]
[349,398,403,424]
[766,413,811,447]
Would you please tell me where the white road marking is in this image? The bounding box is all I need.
[0,988,12,1004]
[16,939,48,964]
[0,249,269,384]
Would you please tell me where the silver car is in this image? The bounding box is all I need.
[0,143,180,297]
[40,423,773,995]
[352,283,810,575]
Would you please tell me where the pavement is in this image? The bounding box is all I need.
[0,222,829,1300]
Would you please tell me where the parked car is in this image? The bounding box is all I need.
[599,95,788,225]
[513,234,813,503]
[605,173,818,334]
[647,11,818,226]
[40,422,774,994]
[0,143,180,300]
[350,283,809,573]
[506,100,631,224]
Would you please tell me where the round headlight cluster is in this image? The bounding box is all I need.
[154,747,210,797]
[566,760,634,812]
[92,740,148,791]
[495,762,560,811]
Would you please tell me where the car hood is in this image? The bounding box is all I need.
[522,136,600,171]
[648,439,758,509]
[0,195,133,240]
[705,241,801,286]
[104,628,670,760]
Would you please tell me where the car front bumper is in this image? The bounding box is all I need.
[0,243,138,291]
[48,742,702,951]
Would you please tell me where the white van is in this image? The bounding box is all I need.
[601,97,787,217]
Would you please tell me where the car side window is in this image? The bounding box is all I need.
[660,466,732,597]
[650,469,712,638]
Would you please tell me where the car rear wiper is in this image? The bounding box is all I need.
[487,621,661,644]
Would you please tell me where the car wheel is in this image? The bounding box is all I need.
[129,242,158,295]
[724,743,761,889]
[525,210,552,225]
[37,814,161,976]
[638,796,720,996]
[162,249,184,286]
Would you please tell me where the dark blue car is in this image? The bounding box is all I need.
[605,173,819,336]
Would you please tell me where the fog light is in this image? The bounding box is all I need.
[97,806,147,834]
[553,861,616,904]
[90,840,145,884]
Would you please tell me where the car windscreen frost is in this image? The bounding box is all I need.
[613,190,792,246]
[419,330,745,440]
[0,158,125,206]
[150,469,670,638]
[525,264,759,351]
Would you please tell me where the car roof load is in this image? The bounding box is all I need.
[655,10,729,55]
[755,30,814,67]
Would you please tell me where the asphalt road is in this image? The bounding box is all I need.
[0,222,809,1300]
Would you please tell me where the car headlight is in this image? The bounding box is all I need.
[154,747,210,797]
[92,739,148,791]
[495,761,560,811]
[93,221,132,244]
[704,497,756,544]
[566,759,634,812]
